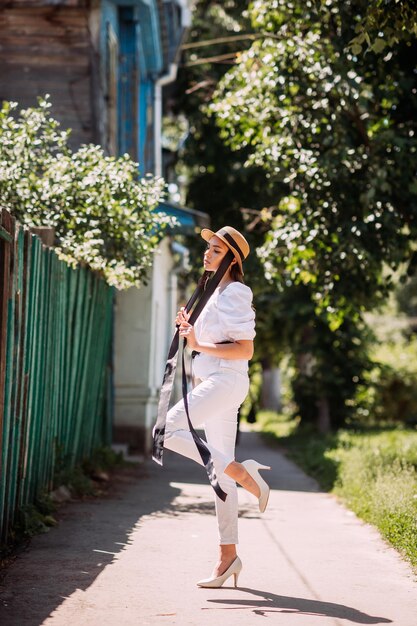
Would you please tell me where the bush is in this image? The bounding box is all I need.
[356,337,417,426]
[333,431,417,565]
[81,446,127,477]
[0,97,171,289]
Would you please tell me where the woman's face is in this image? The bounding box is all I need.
[203,235,230,271]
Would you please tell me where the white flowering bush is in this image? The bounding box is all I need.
[0,97,171,289]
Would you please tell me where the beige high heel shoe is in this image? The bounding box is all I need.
[196,556,242,588]
[242,459,271,513]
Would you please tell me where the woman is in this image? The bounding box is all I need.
[163,226,270,588]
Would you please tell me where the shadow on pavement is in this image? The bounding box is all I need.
[0,430,321,626]
[0,464,180,626]
[204,587,392,624]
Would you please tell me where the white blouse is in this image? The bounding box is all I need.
[192,281,256,378]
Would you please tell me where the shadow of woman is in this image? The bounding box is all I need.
[204,587,392,624]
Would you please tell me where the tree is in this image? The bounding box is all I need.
[348,0,417,54]
[172,0,274,226]
[0,97,168,289]
[209,0,417,428]
[171,1,290,410]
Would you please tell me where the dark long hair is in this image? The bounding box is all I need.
[198,260,245,290]
[230,263,244,283]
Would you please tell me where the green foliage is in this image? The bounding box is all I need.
[212,0,417,322]
[333,431,417,566]
[259,415,417,566]
[357,335,417,426]
[175,0,276,226]
[81,446,127,476]
[396,271,417,320]
[54,466,97,498]
[11,493,58,543]
[15,504,56,538]
[258,412,339,489]
[0,97,169,289]
[54,445,126,495]
[348,0,417,53]
[208,0,417,427]
[173,1,291,375]
[255,409,300,437]
[273,285,373,427]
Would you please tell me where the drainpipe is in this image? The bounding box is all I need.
[154,0,191,177]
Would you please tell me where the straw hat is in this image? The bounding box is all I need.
[200,226,250,273]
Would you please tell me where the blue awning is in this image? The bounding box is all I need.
[156,201,210,233]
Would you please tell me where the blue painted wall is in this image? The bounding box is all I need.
[100,0,163,173]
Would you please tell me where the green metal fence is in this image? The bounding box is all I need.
[0,209,114,543]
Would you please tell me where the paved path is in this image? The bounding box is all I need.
[1,431,417,626]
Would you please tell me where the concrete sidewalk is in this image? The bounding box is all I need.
[1,431,417,626]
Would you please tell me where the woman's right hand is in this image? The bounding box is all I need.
[175,306,190,327]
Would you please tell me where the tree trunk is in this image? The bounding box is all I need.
[317,396,331,434]
[260,364,282,412]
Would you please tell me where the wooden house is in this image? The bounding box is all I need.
[0,0,189,171]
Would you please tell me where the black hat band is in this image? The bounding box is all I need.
[218,229,245,261]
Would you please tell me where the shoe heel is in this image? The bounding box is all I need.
[197,556,242,588]
[242,459,271,513]
[256,463,271,471]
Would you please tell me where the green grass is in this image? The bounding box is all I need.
[53,445,128,498]
[255,411,417,568]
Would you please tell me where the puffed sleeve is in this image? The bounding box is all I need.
[217,283,256,341]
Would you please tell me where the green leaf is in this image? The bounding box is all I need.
[372,38,387,54]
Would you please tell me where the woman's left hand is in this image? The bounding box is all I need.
[179,321,198,350]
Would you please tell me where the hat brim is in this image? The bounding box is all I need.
[200,228,244,274]
[200,228,215,242]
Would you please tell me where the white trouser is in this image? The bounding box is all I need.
[164,368,250,545]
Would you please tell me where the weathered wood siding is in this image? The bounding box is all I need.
[0,3,96,148]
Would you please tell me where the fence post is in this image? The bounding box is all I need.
[0,208,114,543]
